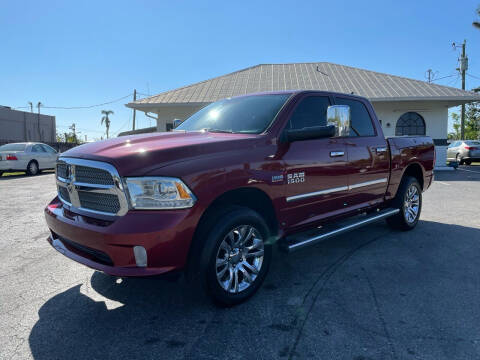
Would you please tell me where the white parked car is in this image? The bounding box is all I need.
[0,142,59,176]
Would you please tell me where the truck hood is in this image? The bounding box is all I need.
[61,131,258,175]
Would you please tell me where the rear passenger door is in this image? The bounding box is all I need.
[334,96,390,209]
[280,94,349,230]
[31,144,48,169]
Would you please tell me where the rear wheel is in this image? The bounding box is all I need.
[386,176,422,231]
[26,160,39,176]
[201,206,272,306]
[0,171,3,177]
[465,159,472,165]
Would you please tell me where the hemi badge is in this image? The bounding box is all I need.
[272,175,284,183]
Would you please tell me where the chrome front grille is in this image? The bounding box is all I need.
[78,191,121,214]
[55,158,129,216]
[56,163,68,179]
[58,185,71,203]
[75,165,114,185]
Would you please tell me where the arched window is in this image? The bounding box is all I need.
[395,112,426,136]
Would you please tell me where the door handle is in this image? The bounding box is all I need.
[376,147,387,153]
[330,151,345,157]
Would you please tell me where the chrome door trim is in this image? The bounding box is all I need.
[286,178,388,202]
[348,178,388,190]
[286,186,349,202]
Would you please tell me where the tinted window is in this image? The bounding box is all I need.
[287,96,330,130]
[176,94,290,134]
[335,98,375,137]
[465,141,480,146]
[0,143,26,151]
[41,144,57,153]
[32,145,45,152]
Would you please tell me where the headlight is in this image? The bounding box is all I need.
[125,177,196,209]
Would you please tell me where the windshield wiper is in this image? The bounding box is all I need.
[203,128,234,133]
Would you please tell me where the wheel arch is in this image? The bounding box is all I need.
[185,186,279,280]
[401,162,425,190]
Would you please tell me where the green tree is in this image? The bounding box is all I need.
[448,102,480,140]
[101,110,113,139]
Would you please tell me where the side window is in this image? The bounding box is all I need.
[287,96,331,130]
[41,144,56,153]
[334,98,375,137]
[32,145,45,153]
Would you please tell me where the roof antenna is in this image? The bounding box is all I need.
[350,91,355,94]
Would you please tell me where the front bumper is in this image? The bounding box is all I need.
[44,197,199,276]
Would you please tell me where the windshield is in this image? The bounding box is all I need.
[0,143,26,152]
[176,94,291,134]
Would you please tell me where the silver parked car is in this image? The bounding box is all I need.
[447,140,480,165]
[0,142,58,176]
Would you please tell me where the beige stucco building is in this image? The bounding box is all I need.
[126,62,480,145]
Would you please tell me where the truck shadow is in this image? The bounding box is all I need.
[28,220,480,360]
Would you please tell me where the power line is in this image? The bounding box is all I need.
[42,93,132,109]
[430,73,458,82]
[467,73,480,80]
[12,93,132,110]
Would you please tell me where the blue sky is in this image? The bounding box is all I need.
[1,0,479,140]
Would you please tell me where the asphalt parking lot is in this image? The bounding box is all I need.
[1,168,480,360]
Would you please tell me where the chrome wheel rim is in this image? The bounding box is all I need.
[404,185,420,224]
[215,225,264,294]
[29,162,37,174]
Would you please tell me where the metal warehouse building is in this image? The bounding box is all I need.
[126,62,480,145]
[0,106,56,143]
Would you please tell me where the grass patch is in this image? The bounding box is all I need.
[0,171,26,177]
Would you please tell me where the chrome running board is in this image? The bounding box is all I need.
[281,208,399,252]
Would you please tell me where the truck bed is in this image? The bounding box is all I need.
[386,136,435,199]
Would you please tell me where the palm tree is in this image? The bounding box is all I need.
[101,110,114,139]
[474,6,480,29]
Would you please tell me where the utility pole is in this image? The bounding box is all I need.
[426,69,433,83]
[132,89,137,130]
[454,40,468,139]
[37,102,42,141]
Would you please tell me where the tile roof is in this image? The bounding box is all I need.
[130,62,480,106]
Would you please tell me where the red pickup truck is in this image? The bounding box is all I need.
[45,91,434,305]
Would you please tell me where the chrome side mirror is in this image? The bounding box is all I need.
[327,105,350,137]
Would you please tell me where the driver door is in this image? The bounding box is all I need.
[279,94,349,231]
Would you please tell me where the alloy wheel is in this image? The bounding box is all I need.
[215,225,265,294]
[403,185,420,224]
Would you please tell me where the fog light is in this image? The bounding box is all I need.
[133,246,147,267]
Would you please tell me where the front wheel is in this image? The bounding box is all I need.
[465,159,472,165]
[201,207,272,306]
[386,176,422,231]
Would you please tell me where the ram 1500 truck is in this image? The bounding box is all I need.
[45,91,434,305]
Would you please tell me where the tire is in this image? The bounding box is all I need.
[199,206,272,306]
[465,160,472,165]
[0,171,3,177]
[386,176,422,231]
[26,160,39,176]
[456,154,464,165]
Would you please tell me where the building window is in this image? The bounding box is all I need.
[395,112,426,136]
